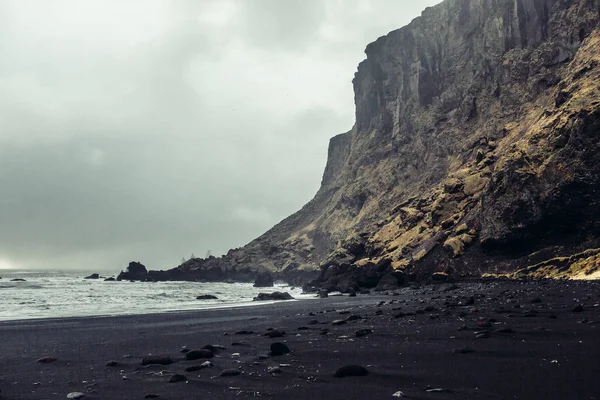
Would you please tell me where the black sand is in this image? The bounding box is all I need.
[1,280,599,399]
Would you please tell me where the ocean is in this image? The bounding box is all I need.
[0,270,313,321]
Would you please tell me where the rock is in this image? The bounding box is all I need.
[452,347,475,354]
[66,392,85,399]
[104,277,115,281]
[253,292,294,301]
[37,356,57,364]
[10,278,26,282]
[105,360,118,367]
[169,374,187,383]
[264,329,286,338]
[334,365,369,378]
[318,289,329,298]
[185,365,202,372]
[270,342,290,356]
[268,366,283,374]
[432,272,448,282]
[220,369,241,377]
[84,273,100,279]
[202,344,224,353]
[141,355,173,366]
[235,330,254,335]
[348,290,357,297]
[345,314,363,322]
[117,261,148,281]
[572,304,584,312]
[144,395,160,399]
[332,319,347,325]
[355,329,373,337]
[253,271,274,287]
[185,349,214,360]
[530,297,542,304]
[196,294,218,300]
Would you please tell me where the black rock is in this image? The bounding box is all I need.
[185,349,214,360]
[572,304,584,312]
[10,278,26,282]
[332,320,347,325]
[104,277,116,281]
[345,314,362,322]
[334,365,369,378]
[355,329,373,337]
[253,271,274,288]
[235,330,254,335]
[105,360,118,367]
[253,292,294,301]
[202,344,225,353]
[452,347,475,354]
[185,365,202,372]
[117,261,148,281]
[37,356,57,364]
[270,342,290,356]
[531,297,542,303]
[348,290,357,297]
[196,294,218,300]
[318,289,329,298]
[264,330,286,338]
[141,355,173,366]
[84,273,100,279]
[144,395,160,399]
[169,374,187,383]
[220,369,241,377]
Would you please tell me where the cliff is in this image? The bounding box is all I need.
[167,0,600,288]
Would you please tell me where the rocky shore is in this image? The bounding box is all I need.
[1,279,598,399]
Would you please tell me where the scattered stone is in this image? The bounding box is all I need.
[345,314,363,322]
[320,328,330,335]
[231,341,251,346]
[66,392,85,399]
[185,365,202,372]
[392,390,407,398]
[220,369,241,377]
[196,294,218,300]
[185,349,214,360]
[141,356,173,366]
[355,329,373,337]
[572,304,584,312]
[264,330,286,338]
[475,332,490,339]
[235,330,255,335]
[169,374,187,383]
[253,292,294,301]
[334,365,369,378]
[105,360,118,367]
[270,342,290,356]
[452,347,475,354]
[268,366,282,374]
[37,356,58,364]
[332,320,347,326]
[202,344,224,353]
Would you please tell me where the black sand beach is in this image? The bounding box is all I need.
[1,280,599,400]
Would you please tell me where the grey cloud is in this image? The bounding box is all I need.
[0,0,441,271]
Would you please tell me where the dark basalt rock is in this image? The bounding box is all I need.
[270,342,290,356]
[196,294,218,300]
[84,273,100,279]
[169,374,187,383]
[141,355,173,366]
[117,261,148,281]
[334,365,369,378]
[253,271,274,287]
[253,292,294,301]
[185,349,214,360]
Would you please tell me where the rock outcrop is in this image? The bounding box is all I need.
[160,0,600,288]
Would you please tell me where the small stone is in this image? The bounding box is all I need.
[268,366,282,374]
[185,349,214,360]
[298,326,309,330]
[141,356,173,366]
[196,294,218,300]
[270,342,290,356]
[495,327,514,334]
[334,365,369,378]
[572,304,584,312]
[66,392,85,399]
[169,374,187,383]
[235,330,255,335]
[332,320,347,325]
[452,347,475,354]
[185,365,202,372]
[144,395,160,399]
[220,369,241,377]
[320,328,330,335]
[345,314,362,322]
[105,360,118,367]
[531,298,542,304]
[37,356,58,364]
[475,332,490,339]
[355,329,373,338]
[264,330,286,338]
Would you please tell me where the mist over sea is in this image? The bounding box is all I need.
[0,270,312,321]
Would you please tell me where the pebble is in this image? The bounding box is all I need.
[66,392,85,399]
[144,395,160,399]
[185,349,214,360]
[220,369,241,377]
[105,360,118,367]
[37,356,58,364]
[334,365,369,378]
[169,374,187,383]
[355,329,373,337]
[270,342,290,356]
[332,320,347,325]
[142,356,173,366]
[268,366,282,374]
[264,330,286,338]
[572,304,584,312]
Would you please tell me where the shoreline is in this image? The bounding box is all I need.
[1,280,599,399]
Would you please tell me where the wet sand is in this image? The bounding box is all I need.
[0,280,598,399]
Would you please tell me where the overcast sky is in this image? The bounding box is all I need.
[0,0,441,271]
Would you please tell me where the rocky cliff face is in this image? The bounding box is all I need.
[170,0,600,288]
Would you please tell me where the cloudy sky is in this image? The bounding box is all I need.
[0,0,441,271]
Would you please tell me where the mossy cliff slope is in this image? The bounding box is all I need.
[173,0,600,287]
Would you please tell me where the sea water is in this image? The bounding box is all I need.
[0,270,313,321]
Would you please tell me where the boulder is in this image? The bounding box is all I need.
[185,349,214,360]
[84,273,100,279]
[196,294,218,300]
[104,277,116,281]
[334,365,369,378]
[10,278,26,282]
[270,342,290,356]
[117,261,148,281]
[253,271,274,287]
[141,355,173,366]
[253,292,294,301]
